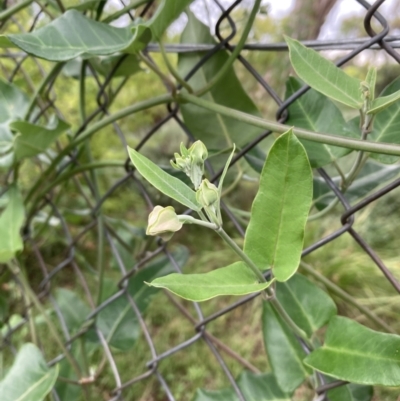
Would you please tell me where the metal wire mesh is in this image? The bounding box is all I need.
[1,1,400,400]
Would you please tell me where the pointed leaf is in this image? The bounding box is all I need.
[285,77,356,167]
[148,261,274,302]
[0,343,59,401]
[96,247,188,350]
[262,302,311,393]
[368,76,400,163]
[285,36,362,109]
[276,274,337,337]
[304,316,400,386]
[178,12,263,165]
[218,145,235,195]
[1,10,151,61]
[368,89,400,114]
[128,146,201,211]
[244,129,313,281]
[0,186,25,263]
[12,118,70,161]
[364,67,376,100]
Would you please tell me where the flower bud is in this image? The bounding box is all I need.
[196,179,219,207]
[188,141,208,163]
[146,206,183,241]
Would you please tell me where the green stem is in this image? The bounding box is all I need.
[25,93,172,205]
[101,0,149,23]
[178,215,217,229]
[79,61,87,124]
[24,63,65,121]
[300,261,396,334]
[0,0,34,21]
[159,40,193,93]
[216,228,267,283]
[179,93,400,156]
[195,0,261,96]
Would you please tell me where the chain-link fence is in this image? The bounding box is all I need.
[1,1,400,400]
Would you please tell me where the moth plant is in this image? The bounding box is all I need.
[127,36,400,399]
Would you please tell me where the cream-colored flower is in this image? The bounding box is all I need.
[146,206,183,241]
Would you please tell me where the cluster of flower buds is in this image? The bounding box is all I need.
[170,141,208,189]
[147,140,224,241]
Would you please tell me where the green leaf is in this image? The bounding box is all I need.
[244,129,313,281]
[55,288,91,332]
[1,10,151,61]
[91,54,143,77]
[304,316,400,386]
[12,118,70,161]
[148,261,274,302]
[178,12,263,163]
[368,89,400,114]
[369,76,400,163]
[327,383,373,401]
[127,146,201,211]
[218,145,235,195]
[96,247,188,350]
[192,371,291,401]
[237,371,291,400]
[0,186,25,263]
[285,36,362,109]
[276,274,337,337]
[0,343,58,401]
[285,77,356,168]
[149,0,194,40]
[262,302,310,393]
[313,160,400,210]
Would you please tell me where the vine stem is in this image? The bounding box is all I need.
[0,0,34,21]
[179,93,400,156]
[215,228,312,346]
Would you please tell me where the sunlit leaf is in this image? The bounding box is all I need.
[304,316,400,386]
[148,262,274,302]
[244,130,313,281]
[0,186,25,263]
[285,36,362,109]
[0,343,58,401]
[368,89,400,114]
[127,146,201,211]
[285,77,356,168]
[262,302,311,392]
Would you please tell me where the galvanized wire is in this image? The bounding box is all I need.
[1,1,400,400]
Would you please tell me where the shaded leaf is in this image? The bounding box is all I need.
[313,160,400,210]
[178,12,263,161]
[285,77,356,168]
[327,382,373,401]
[192,371,291,401]
[148,261,274,302]
[244,130,313,281]
[12,118,70,161]
[127,146,201,211]
[276,273,337,337]
[369,76,400,163]
[0,186,24,263]
[0,343,58,401]
[285,37,362,109]
[55,288,91,332]
[262,302,310,393]
[304,316,400,386]
[96,246,188,350]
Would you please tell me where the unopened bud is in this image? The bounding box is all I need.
[196,179,219,207]
[146,206,183,241]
